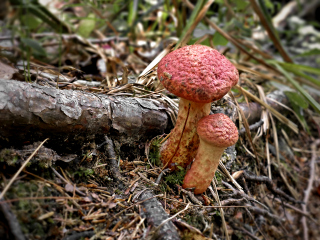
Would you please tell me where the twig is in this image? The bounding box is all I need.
[131,217,145,239]
[155,168,170,184]
[246,205,283,225]
[154,203,190,232]
[242,171,300,203]
[0,139,48,199]
[301,139,320,240]
[272,197,316,223]
[111,193,163,221]
[230,223,261,240]
[0,191,26,240]
[23,170,64,191]
[138,172,158,187]
[180,188,203,205]
[220,197,245,206]
[159,196,249,209]
[219,161,243,192]
[62,231,95,240]
[209,178,230,240]
[104,135,123,181]
[144,139,155,169]
[228,201,283,225]
[222,181,269,210]
[239,120,264,135]
[0,196,81,204]
[50,166,86,196]
[243,207,268,239]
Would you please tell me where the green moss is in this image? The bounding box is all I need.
[0,149,19,166]
[47,218,54,224]
[182,211,205,230]
[183,214,192,224]
[215,171,223,183]
[115,189,122,195]
[30,222,46,236]
[148,137,163,166]
[164,166,186,186]
[74,167,94,178]
[158,182,167,193]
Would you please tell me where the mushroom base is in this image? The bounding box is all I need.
[182,142,224,194]
[160,98,211,170]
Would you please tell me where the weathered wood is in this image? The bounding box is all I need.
[0,79,170,151]
[0,192,25,240]
[139,190,180,240]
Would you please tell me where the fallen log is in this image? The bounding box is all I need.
[0,79,170,153]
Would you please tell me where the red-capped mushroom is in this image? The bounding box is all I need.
[182,113,238,194]
[158,45,238,170]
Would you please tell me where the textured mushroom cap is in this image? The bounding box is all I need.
[157,45,239,103]
[197,113,238,148]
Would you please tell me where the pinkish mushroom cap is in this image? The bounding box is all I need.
[157,45,239,103]
[197,113,239,147]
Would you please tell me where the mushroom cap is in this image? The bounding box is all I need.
[197,113,238,148]
[157,45,239,103]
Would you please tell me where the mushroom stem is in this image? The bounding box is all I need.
[182,141,224,194]
[182,113,238,194]
[160,98,211,170]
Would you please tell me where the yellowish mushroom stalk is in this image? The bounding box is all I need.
[160,99,211,170]
[182,113,239,194]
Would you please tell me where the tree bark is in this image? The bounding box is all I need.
[139,190,180,240]
[0,79,170,152]
[0,192,25,240]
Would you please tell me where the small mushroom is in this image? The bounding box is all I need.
[157,45,238,170]
[182,113,238,194]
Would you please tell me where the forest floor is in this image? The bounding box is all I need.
[0,1,320,240]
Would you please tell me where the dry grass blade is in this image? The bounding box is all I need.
[302,139,320,240]
[237,61,320,91]
[0,196,81,204]
[183,0,277,72]
[154,203,190,233]
[177,0,215,48]
[209,179,229,240]
[235,38,273,60]
[223,0,236,18]
[107,84,133,95]
[233,85,298,133]
[218,161,243,192]
[233,62,280,83]
[269,113,299,200]
[0,138,49,199]
[265,135,272,179]
[137,44,173,81]
[194,33,211,45]
[255,85,271,179]
[229,91,259,166]
[248,0,293,63]
[174,0,205,49]
[267,97,305,130]
[131,217,145,239]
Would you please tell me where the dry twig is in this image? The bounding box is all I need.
[301,139,320,240]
